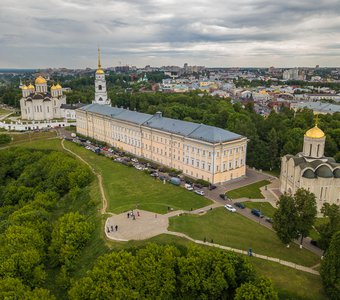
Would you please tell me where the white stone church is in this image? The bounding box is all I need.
[280,123,340,212]
[20,76,67,121]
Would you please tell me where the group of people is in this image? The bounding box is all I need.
[107,224,118,233]
[127,210,140,220]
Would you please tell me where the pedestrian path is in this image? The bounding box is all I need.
[165,231,320,276]
[61,139,110,214]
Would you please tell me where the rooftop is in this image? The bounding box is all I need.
[79,103,244,143]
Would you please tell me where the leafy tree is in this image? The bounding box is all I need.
[318,203,340,250]
[267,128,279,170]
[320,231,340,299]
[234,277,278,300]
[0,277,28,299]
[273,189,316,246]
[294,189,317,245]
[273,194,299,245]
[135,244,179,299]
[49,212,93,268]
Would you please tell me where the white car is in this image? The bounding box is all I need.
[224,204,236,212]
[195,190,205,196]
[185,183,193,191]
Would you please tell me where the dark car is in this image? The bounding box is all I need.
[208,184,217,190]
[235,202,246,209]
[194,183,203,189]
[219,194,226,200]
[168,172,179,178]
[251,208,264,218]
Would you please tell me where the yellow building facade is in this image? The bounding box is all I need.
[76,104,247,184]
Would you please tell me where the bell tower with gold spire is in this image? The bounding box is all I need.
[93,48,111,106]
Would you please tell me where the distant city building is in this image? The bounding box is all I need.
[283,68,305,81]
[280,124,340,212]
[93,48,111,106]
[20,76,66,120]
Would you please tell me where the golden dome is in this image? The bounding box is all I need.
[22,85,28,90]
[55,83,62,89]
[305,125,325,139]
[35,76,47,84]
[51,84,57,90]
[96,68,104,74]
[28,83,35,89]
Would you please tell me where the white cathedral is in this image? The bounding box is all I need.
[280,123,340,212]
[93,48,111,106]
[20,77,67,121]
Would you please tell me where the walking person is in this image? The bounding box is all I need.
[115,225,118,231]
[111,225,114,231]
[107,226,110,233]
[137,211,140,217]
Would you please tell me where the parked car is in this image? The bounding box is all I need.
[265,217,273,224]
[185,183,193,191]
[208,184,217,190]
[219,194,226,200]
[194,183,203,189]
[169,177,181,186]
[194,190,205,196]
[235,202,246,209]
[159,175,168,181]
[251,208,264,218]
[150,172,159,177]
[224,204,236,212]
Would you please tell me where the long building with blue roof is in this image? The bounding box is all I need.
[76,103,248,184]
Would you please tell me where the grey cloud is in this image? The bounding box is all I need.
[0,0,339,67]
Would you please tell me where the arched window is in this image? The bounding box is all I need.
[99,97,102,101]
[317,144,320,157]
[309,144,312,156]
[98,85,102,90]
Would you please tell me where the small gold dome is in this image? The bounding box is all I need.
[51,84,57,90]
[28,83,34,89]
[55,83,62,89]
[96,68,104,74]
[22,85,28,90]
[35,76,47,84]
[305,125,325,139]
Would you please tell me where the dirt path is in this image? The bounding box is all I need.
[61,139,109,214]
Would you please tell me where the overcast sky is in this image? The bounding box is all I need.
[1,0,340,68]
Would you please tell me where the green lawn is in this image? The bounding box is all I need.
[6,131,57,145]
[64,141,212,214]
[251,257,327,300]
[243,201,277,218]
[227,180,270,199]
[169,207,320,267]
[0,108,12,115]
